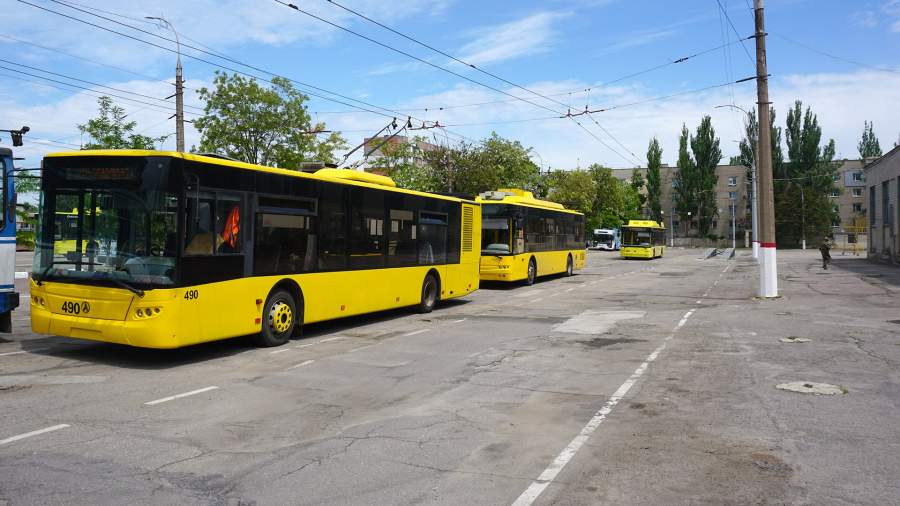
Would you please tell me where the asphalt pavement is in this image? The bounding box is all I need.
[1,249,899,505]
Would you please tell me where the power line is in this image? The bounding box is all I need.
[771,32,900,75]
[714,0,754,63]
[0,67,198,117]
[17,0,415,122]
[280,0,637,164]
[0,33,178,88]
[0,58,206,112]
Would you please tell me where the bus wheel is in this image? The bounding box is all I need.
[256,289,297,347]
[525,258,537,286]
[565,255,574,276]
[418,273,439,313]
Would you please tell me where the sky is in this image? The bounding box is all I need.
[2,0,900,173]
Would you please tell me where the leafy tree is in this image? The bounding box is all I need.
[367,136,437,192]
[690,115,722,236]
[645,137,663,222]
[857,120,882,158]
[673,124,696,230]
[77,96,162,149]
[777,100,839,246]
[546,169,595,216]
[630,167,646,211]
[194,72,347,168]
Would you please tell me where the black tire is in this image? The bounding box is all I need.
[525,258,537,286]
[564,255,574,277]
[418,273,439,313]
[254,289,297,347]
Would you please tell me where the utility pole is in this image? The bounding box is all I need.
[754,0,778,297]
[714,104,759,260]
[147,16,184,152]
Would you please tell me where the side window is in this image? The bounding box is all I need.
[184,193,215,255]
[254,213,315,274]
[184,192,243,256]
[388,209,417,267]
[349,188,385,269]
[318,184,347,270]
[418,211,447,264]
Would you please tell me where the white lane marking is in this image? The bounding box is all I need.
[0,347,50,357]
[403,329,429,337]
[565,288,575,292]
[696,300,703,304]
[144,386,219,406]
[0,424,70,446]
[269,348,291,354]
[349,344,375,353]
[318,336,345,343]
[722,264,732,273]
[288,359,314,370]
[528,298,544,303]
[512,308,697,506]
[451,319,467,323]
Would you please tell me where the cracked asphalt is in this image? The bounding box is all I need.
[2,249,899,505]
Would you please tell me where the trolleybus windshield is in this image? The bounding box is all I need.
[622,228,652,247]
[34,156,178,288]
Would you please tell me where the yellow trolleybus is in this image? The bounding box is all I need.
[477,189,585,285]
[620,220,666,259]
[30,150,481,348]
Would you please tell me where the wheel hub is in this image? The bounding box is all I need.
[268,301,293,334]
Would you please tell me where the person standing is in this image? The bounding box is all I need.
[819,236,832,270]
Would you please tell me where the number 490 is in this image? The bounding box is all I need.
[183,290,199,300]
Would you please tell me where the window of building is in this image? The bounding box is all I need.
[728,191,737,200]
[852,172,863,182]
[852,203,863,213]
[852,188,863,197]
[830,189,840,198]
[833,174,840,183]
[728,176,737,186]
[884,181,892,226]
[870,186,877,226]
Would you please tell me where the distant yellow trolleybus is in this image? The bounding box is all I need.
[477,189,585,285]
[30,150,481,348]
[620,220,666,259]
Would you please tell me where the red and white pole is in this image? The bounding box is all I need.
[754,0,778,297]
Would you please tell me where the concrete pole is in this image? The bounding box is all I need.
[175,61,184,152]
[754,0,778,297]
[751,158,760,259]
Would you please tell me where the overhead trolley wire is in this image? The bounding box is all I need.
[279,0,638,165]
[714,0,754,64]
[771,32,900,75]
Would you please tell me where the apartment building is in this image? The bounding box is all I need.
[865,146,900,263]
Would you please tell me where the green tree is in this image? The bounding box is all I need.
[546,169,596,216]
[630,167,646,211]
[777,100,839,246]
[645,137,663,222]
[77,96,162,149]
[857,120,882,158]
[673,124,696,231]
[194,72,347,167]
[367,137,437,192]
[585,164,632,229]
[690,115,722,236]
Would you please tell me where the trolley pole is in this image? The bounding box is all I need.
[754,0,778,297]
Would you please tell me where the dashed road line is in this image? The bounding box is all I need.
[144,386,219,406]
[451,318,467,323]
[318,336,346,343]
[403,329,430,337]
[528,298,543,303]
[511,270,717,506]
[0,424,70,446]
[269,348,291,354]
[288,359,314,370]
[349,344,375,353]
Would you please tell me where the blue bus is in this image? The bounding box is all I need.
[0,146,20,331]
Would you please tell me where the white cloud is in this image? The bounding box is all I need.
[458,11,571,66]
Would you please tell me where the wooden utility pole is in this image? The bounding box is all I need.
[754,0,777,297]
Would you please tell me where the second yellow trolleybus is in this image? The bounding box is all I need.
[477,189,585,285]
[30,150,481,349]
[620,220,666,259]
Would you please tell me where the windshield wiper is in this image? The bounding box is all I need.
[34,263,55,286]
[106,276,145,298]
